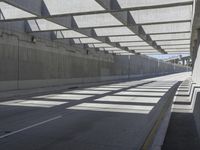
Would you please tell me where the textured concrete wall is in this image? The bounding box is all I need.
[192,89,200,137]
[0,29,187,91]
[192,45,200,84]
[191,0,200,84]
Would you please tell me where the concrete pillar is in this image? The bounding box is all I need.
[182,59,185,66]
[192,30,200,68]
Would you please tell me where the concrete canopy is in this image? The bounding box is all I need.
[130,5,192,24]
[109,35,143,42]
[150,33,191,41]
[120,41,149,47]
[0,0,194,55]
[156,40,191,46]
[116,0,192,8]
[27,19,67,31]
[55,30,87,39]
[94,27,134,36]
[73,38,101,44]
[43,0,105,15]
[0,2,36,20]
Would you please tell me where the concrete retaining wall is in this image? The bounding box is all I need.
[0,29,187,92]
[192,44,200,84]
[192,89,200,136]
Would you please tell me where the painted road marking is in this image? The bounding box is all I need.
[0,115,62,139]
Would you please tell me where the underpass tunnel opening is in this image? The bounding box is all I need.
[1,0,200,150]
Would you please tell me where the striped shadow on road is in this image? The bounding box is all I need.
[0,100,67,108]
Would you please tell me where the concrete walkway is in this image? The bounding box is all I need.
[0,72,190,150]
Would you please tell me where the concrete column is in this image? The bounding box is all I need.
[192,30,200,68]
[182,59,185,66]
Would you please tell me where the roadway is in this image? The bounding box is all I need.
[0,72,191,150]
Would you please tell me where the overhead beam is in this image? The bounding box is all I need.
[50,29,121,48]
[0,0,191,54]
[2,0,193,55]
[1,0,131,53]
[2,0,43,16]
[1,0,193,20]
[50,37,104,53]
[95,0,166,54]
[149,31,191,35]
[155,38,191,42]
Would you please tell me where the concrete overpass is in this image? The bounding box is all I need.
[0,0,200,150]
[164,56,192,66]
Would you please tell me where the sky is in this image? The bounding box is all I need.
[148,53,190,60]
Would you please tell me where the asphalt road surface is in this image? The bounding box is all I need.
[0,72,191,150]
